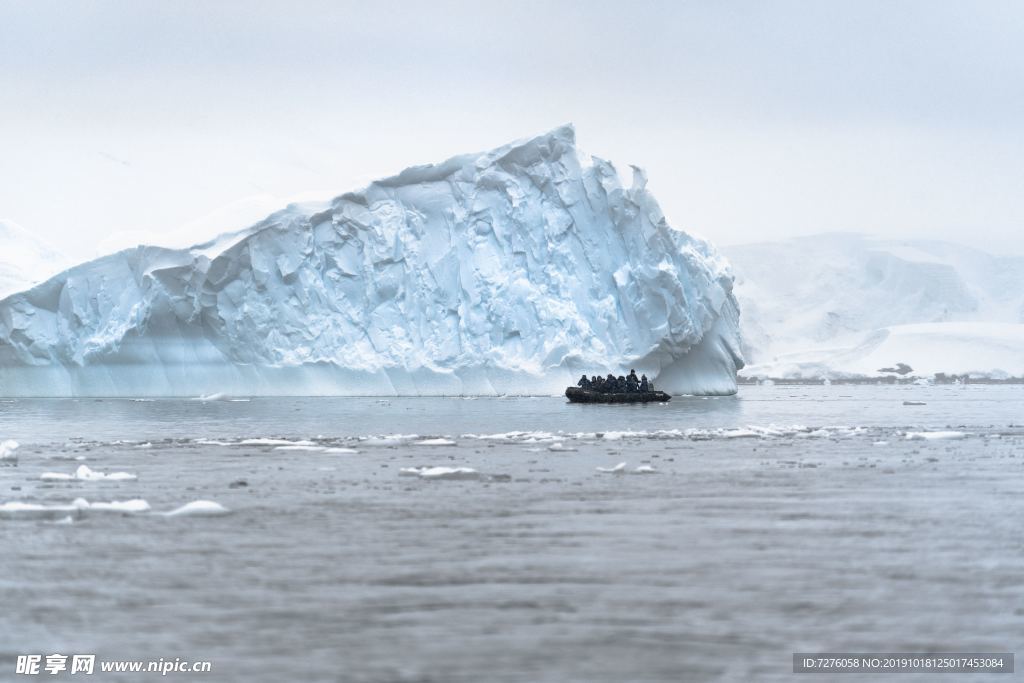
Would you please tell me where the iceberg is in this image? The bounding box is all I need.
[0,125,742,396]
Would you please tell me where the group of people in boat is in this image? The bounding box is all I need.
[577,369,651,394]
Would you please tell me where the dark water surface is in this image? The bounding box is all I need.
[1,386,1022,681]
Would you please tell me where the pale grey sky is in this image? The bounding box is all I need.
[2,0,1023,260]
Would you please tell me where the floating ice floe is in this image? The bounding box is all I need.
[399,466,480,480]
[597,462,658,475]
[0,439,18,460]
[194,438,233,446]
[0,497,150,519]
[163,500,229,517]
[237,438,315,446]
[89,499,151,512]
[40,465,137,482]
[463,424,870,445]
[905,431,968,441]
[547,442,576,452]
[192,393,249,402]
[359,434,420,446]
[263,424,886,455]
[193,392,229,401]
[271,444,360,453]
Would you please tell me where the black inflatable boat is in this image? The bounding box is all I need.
[565,387,671,403]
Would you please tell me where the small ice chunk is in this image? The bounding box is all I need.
[40,472,75,481]
[413,438,456,446]
[273,445,326,451]
[237,438,314,446]
[360,434,419,446]
[164,500,229,516]
[76,465,137,481]
[0,498,150,517]
[0,501,74,514]
[633,465,658,474]
[416,466,479,480]
[323,447,359,454]
[905,431,968,441]
[88,499,150,512]
[41,465,137,482]
[726,429,763,438]
[0,439,18,460]
[597,462,627,474]
[399,466,479,480]
[547,442,576,452]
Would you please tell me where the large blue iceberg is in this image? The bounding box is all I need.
[0,125,743,396]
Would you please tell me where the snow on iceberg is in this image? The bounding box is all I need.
[0,125,742,397]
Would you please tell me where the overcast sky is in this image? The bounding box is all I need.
[2,0,1023,260]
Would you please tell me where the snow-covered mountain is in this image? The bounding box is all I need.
[0,125,743,397]
[0,220,69,299]
[724,233,1024,379]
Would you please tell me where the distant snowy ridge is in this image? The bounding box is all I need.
[0,125,743,396]
[0,219,69,298]
[725,233,1024,379]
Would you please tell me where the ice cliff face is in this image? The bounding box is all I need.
[0,125,743,396]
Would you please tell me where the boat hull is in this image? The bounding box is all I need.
[565,387,671,403]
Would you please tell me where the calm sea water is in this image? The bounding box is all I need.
[2,385,1022,682]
